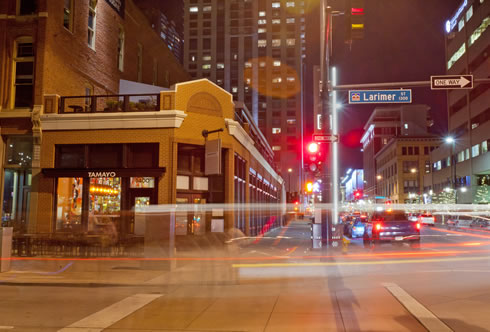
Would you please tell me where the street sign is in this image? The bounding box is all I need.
[430,75,473,90]
[313,134,339,143]
[348,89,412,104]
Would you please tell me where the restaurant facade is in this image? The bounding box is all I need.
[33,79,284,240]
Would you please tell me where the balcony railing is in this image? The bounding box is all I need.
[59,94,160,114]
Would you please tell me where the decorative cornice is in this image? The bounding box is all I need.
[41,111,187,131]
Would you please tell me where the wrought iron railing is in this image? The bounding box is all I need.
[59,93,160,114]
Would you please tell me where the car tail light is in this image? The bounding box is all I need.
[432,216,436,222]
[375,223,382,231]
[416,223,421,230]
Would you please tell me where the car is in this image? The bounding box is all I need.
[447,215,473,228]
[348,218,366,238]
[419,213,435,226]
[407,213,419,222]
[470,218,490,228]
[363,210,420,247]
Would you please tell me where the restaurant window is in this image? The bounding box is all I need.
[88,177,121,233]
[130,177,155,188]
[56,145,85,168]
[13,37,35,108]
[88,0,97,49]
[18,0,37,15]
[56,177,83,232]
[63,0,74,31]
[89,144,123,168]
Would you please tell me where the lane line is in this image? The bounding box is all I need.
[286,246,298,255]
[232,255,490,268]
[432,227,490,239]
[57,293,161,332]
[383,283,452,332]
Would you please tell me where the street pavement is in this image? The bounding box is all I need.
[1,220,490,331]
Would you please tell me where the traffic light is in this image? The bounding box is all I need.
[354,189,363,200]
[346,0,365,40]
[305,142,324,173]
[306,181,314,193]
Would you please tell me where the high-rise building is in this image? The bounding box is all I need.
[183,0,306,192]
[426,0,490,204]
[135,0,184,63]
[361,105,433,199]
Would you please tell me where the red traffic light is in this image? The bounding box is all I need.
[307,142,319,153]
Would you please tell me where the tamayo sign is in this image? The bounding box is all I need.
[88,171,117,178]
[105,0,125,17]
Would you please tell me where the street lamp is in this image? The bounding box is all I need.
[410,168,417,173]
[376,175,382,180]
[445,136,457,203]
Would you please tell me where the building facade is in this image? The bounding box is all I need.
[343,169,364,202]
[360,105,433,200]
[183,0,306,192]
[38,79,284,238]
[427,0,490,204]
[0,0,189,232]
[375,137,441,204]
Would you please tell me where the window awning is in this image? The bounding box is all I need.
[41,168,166,178]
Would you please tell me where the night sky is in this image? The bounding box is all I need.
[304,0,461,173]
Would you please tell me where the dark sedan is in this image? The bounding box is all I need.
[364,210,420,247]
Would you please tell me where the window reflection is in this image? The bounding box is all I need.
[56,177,83,231]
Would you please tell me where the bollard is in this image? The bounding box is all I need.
[0,227,13,272]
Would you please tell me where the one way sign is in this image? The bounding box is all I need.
[430,75,473,90]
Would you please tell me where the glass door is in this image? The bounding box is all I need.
[176,194,207,235]
[129,189,154,235]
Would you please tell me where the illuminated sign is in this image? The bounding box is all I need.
[105,0,125,18]
[447,0,467,33]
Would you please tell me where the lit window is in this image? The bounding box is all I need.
[287,119,296,125]
[259,11,266,17]
[482,140,488,153]
[458,18,464,31]
[457,151,465,162]
[203,6,211,12]
[272,39,281,47]
[189,6,198,12]
[88,0,97,49]
[63,0,74,31]
[272,146,281,151]
[259,61,266,67]
[472,144,480,157]
[466,6,473,21]
[245,62,252,68]
[258,39,267,47]
[286,38,295,46]
[404,123,408,129]
[272,77,282,83]
[448,43,465,69]
[272,2,281,8]
[273,60,281,66]
[245,78,251,84]
[232,87,238,93]
[202,64,211,70]
[272,128,281,134]
[258,19,266,25]
[203,55,212,61]
[469,17,490,46]
[258,27,267,33]
[286,18,295,24]
[286,1,295,7]
[465,148,470,160]
[272,19,281,24]
[217,63,224,69]
[286,77,295,82]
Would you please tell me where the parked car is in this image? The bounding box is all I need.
[419,213,435,226]
[470,218,490,228]
[446,215,473,228]
[363,210,420,247]
[344,217,366,238]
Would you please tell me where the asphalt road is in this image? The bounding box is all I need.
[1,221,490,331]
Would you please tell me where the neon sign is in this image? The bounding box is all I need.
[447,0,467,33]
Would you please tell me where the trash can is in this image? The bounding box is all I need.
[0,227,13,272]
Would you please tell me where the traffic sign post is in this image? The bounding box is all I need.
[348,89,412,104]
[313,134,339,143]
[430,75,473,90]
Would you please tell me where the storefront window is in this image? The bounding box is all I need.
[89,177,121,233]
[56,178,83,232]
[130,177,155,188]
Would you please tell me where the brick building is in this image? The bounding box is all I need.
[0,0,189,231]
[38,79,284,240]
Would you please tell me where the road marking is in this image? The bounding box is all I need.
[383,283,452,332]
[286,246,298,255]
[57,293,161,332]
[232,255,490,268]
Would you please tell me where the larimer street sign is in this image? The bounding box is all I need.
[348,90,412,104]
[430,75,473,90]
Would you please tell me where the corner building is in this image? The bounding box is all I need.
[0,0,189,232]
[428,0,490,203]
[37,79,284,239]
[183,0,306,192]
